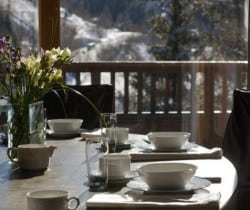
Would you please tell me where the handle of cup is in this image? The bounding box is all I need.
[67,196,80,210]
[7,147,18,163]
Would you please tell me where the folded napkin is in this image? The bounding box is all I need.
[80,129,102,139]
[86,188,220,210]
[128,147,223,162]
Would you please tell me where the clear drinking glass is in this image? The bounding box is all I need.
[85,137,109,192]
[100,113,117,152]
[241,71,248,90]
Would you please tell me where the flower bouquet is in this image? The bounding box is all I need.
[0,35,73,150]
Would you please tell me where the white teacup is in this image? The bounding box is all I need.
[26,190,80,210]
[7,144,56,171]
[100,154,131,178]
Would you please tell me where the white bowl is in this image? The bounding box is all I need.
[146,132,191,150]
[47,119,83,134]
[138,162,197,190]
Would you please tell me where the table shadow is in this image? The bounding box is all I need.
[0,160,45,181]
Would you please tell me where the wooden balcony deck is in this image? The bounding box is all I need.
[63,61,247,147]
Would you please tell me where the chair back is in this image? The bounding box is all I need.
[43,84,114,130]
[223,89,250,186]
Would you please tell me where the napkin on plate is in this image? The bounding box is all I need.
[86,188,220,210]
[128,147,223,162]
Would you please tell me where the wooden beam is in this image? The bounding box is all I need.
[38,0,60,50]
[248,0,250,89]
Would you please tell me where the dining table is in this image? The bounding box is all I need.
[0,133,237,210]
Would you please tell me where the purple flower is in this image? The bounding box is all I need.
[39,48,45,57]
[21,52,27,58]
[10,48,18,61]
[0,63,13,74]
[0,67,8,74]
[0,37,7,53]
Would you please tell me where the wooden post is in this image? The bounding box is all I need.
[248,0,250,89]
[38,0,60,50]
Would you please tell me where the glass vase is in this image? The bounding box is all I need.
[7,101,46,158]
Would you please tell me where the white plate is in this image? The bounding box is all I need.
[109,171,139,184]
[126,176,211,193]
[46,129,86,139]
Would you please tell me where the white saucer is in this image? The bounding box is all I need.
[142,142,194,153]
[109,142,131,151]
[150,147,187,152]
[126,176,211,193]
[46,129,86,139]
[108,171,139,184]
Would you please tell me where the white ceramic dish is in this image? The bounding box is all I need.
[146,132,191,150]
[47,119,83,134]
[126,176,211,193]
[137,162,197,190]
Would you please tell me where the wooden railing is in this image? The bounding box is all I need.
[62,61,247,147]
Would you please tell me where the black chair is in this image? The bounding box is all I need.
[222,89,250,210]
[43,84,114,130]
[223,89,250,186]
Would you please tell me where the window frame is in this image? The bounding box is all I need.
[38,0,60,50]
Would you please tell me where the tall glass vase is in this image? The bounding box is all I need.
[7,101,46,158]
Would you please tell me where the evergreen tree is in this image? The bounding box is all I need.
[149,0,246,61]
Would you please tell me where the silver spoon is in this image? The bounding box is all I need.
[142,138,151,144]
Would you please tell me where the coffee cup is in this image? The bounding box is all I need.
[26,189,80,210]
[7,144,56,171]
[100,154,131,178]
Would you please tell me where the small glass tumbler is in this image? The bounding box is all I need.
[100,113,117,152]
[241,71,248,90]
[85,137,109,192]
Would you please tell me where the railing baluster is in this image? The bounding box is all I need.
[151,73,156,113]
[61,62,246,147]
[176,70,182,114]
[124,71,129,114]
[164,73,169,114]
[137,72,143,114]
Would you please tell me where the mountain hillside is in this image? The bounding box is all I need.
[0,0,157,61]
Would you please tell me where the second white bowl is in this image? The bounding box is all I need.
[146,131,191,150]
[47,119,83,134]
[138,162,197,190]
